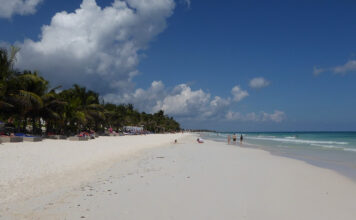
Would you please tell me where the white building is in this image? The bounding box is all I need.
[123,126,144,132]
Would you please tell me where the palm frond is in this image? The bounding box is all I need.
[87,103,104,110]
[46,110,61,120]
[73,111,87,124]
[0,100,14,108]
[17,90,44,108]
[49,85,62,93]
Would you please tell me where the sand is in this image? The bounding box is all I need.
[0,133,187,204]
[1,134,356,219]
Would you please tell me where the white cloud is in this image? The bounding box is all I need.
[104,81,233,120]
[153,84,211,117]
[15,0,175,93]
[249,77,270,89]
[105,81,285,123]
[333,60,356,74]
[231,86,248,102]
[106,82,248,120]
[0,0,43,18]
[313,60,356,76]
[262,110,286,122]
[105,80,166,113]
[226,110,286,123]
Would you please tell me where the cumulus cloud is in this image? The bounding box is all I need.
[226,110,286,123]
[105,80,166,113]
[105,81,284,123]
[231,86,248,102]
[15,0,175,93]
[105,81,232,120]
[153,84,211,117]
[0,0,43,18]
[249,77,270,89]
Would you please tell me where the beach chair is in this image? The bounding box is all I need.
[68,136,88,141]
[23,136,42,142]
[48,135,67,139]
[15,133,43,142]
[0,136,23,143]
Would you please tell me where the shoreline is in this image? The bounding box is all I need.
[1,134,356,219]
[239,141,356,183]
[200,133,356,183]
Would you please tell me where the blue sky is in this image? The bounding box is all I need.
[1,0,356,131]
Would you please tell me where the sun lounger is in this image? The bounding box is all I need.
[68,136,88,141]
[48,135,67,139]
[0,136,23,143]
[23,136,42,142]
[14,133,43,142]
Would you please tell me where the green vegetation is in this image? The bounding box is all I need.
[0,47,180,135]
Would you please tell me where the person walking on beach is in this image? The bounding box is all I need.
[240,134,243,145]
[227,135,231,144]
[232,134,237,144]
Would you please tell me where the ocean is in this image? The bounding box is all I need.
[201,132,356,182]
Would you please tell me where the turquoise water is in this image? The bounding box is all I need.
[201,132,356,181]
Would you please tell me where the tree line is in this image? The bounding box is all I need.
[0,47,181,135]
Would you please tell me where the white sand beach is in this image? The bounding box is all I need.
[0,133,188,205]
[1,133,356,219]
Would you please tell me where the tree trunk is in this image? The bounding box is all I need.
[38,118,42,135]
[22,117,27,132]
[32,116,36,134]
[46,121,50,134]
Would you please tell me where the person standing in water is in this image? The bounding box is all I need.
[227,135,231,144]
[232,134,237,144]
[240,134,243,144]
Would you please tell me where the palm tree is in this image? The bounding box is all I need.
[59,84,105,134]
[0,48,46,132]
[40,86,67,134]
[5,71,46,133]
[0,47,19,110]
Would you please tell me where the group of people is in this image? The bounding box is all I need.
[194,133,243,145]
[227,134,243,145]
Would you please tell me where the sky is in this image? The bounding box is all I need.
[1,0,356,131]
